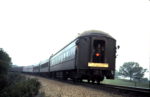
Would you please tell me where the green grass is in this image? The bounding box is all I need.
[101,78,150,89]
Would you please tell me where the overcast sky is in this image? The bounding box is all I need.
[0,0,150,77]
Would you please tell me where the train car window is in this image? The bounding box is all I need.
[59,55,60,63]
[92,40,105,63]
[64,53,66,61]
[64,53,66,60]
[62,54,64,62]
[55,57,57,64]
[51,60,53,65]
[71,48,74,58]
[54,59,55,65]
[66,52,68,58]
[64,53,65,61]
[60,55,62,63]
[54,59,56,65]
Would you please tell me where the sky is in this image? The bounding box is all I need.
[0,0,150,77]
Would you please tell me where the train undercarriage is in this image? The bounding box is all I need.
[49,69,114,83]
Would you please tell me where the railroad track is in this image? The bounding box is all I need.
[51,78,150,97]
[26,75,150,97]
[79,82,149,97]
[80,82,150,97]
[99,84,150,94]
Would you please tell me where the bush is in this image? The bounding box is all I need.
[0,73,41,97]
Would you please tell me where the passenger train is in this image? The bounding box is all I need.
[13,30,117,83]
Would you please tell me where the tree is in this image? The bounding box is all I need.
[0,48,11,74]
[119,62,147,81]
[0,48,11,90]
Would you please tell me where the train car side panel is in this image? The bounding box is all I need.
[50,40,77,72]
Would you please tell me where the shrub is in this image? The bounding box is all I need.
[0,73,41,97]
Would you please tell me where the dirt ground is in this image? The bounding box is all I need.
[27,75,123,97]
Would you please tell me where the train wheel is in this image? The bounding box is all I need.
[92,79,95,84]
[88,79,90,83]
[73,78,78,83]
[96,79,100,84]
[63,77,67,80]
[78,78,82,82]
[100,76,104,81]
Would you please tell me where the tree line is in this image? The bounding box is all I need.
[117,62,148,82]
[0,48,41,97]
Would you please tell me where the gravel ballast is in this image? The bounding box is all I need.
[27,75,123,97]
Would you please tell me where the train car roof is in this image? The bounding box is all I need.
[50,30,115,58]
[78,30,114,39]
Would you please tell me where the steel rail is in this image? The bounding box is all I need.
[78,82,150,97]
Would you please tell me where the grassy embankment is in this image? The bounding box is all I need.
[101,78,149,89]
